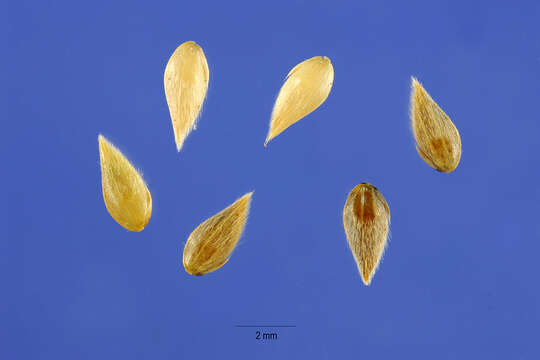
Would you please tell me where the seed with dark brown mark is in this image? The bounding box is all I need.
[343,183,390,285]
[410,77,461,172]
[183,192,253,276]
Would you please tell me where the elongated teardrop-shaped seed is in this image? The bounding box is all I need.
[98,135,152,232]
[164,41,209,151]
[183,192,253,276]
[265,56,334,145]
[410,77,461,172]
[343,183,390,285]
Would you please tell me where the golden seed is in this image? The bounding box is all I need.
[265,56,334,145]
[98,135,152,232]
[343,183,390,285]
[410,77,461,172]
[164,41,209,152]
[183,192,253,276]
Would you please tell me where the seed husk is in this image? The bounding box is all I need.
[265,56,334,145]
[410,77,461,172]
[343,183,390,285]
[164,41,209,151]
[98,135,152,232]
[183,192,253,276]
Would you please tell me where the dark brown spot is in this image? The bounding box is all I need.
[353,189,375,222]
[196,242,219,264]
[431,137,451,155]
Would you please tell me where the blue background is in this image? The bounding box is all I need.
[3,0,540,358]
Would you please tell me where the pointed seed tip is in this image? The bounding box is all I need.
[240,192,254,204]
[175,138,184,152]
[361,273,372,285]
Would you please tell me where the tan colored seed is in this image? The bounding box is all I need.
[265,56,334,145]
[183,192,253,276]
[164,41,209,151]
[343,183,390,285]
[410,77,461,172]
[98,135,152,232]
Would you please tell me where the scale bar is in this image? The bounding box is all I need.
[235,325,296,328]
